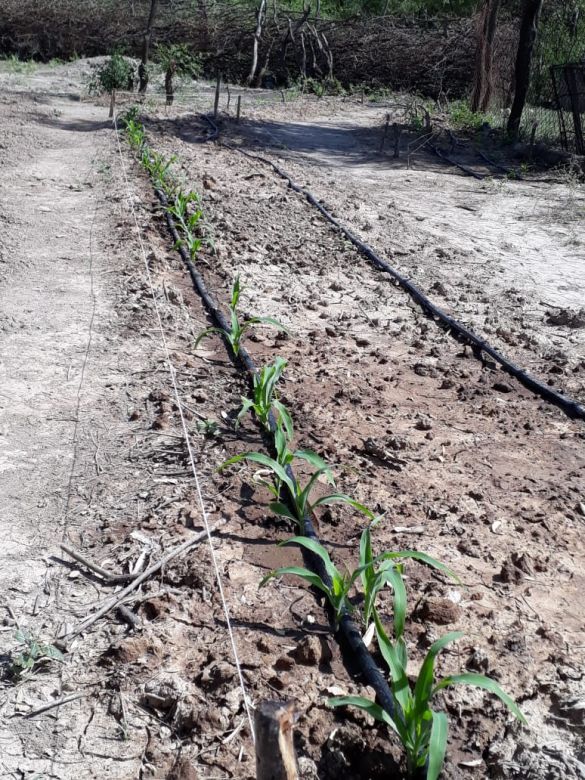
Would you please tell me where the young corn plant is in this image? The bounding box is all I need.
[166,190,203,261]
[124,117,145,150]
[261,536,371,626]
[220,448,372,532]
[195,276,287,357]
[237,357,292,433]
[329,572,526,779]
[359,524,458,630]
[141,149,176,194]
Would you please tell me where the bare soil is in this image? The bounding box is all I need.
[0,65,584,780]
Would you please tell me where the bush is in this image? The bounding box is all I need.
[89,53,135,95]
[154,44,202,78]
[448,100,488,131]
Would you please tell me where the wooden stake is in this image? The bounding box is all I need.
[213,72,221,120]
[393,122,403,159]
[255,700,298,780]
[236,95,242,123]
[109,89,116,118]
[379,112,390,153]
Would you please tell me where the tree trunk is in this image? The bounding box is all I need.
[471,0,501,113]
[247,0,267,86]
[139,0,159,93]
[507,0,543,138]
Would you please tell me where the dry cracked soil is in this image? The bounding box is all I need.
[0,61,584,780]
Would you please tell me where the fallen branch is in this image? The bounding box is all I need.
[59,544,135,584]
[59,521,225,644]
[24,691,85,719]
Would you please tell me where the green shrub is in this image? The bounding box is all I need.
[447,100,488,132]
[89,53,135,95]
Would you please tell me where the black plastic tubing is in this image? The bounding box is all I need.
[155,187,400,722]
[229,145,585,421]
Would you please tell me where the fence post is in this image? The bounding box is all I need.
[213,72,221,120]
[236,95,242,123]
[109,89,116,119]
[255,700,298,780]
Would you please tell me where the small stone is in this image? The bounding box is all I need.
[274,655,295,672]
[493,381,512,393]
[293,635,332,666]
[417,597,462,625]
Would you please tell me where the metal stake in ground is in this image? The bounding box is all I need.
[255,700,298,780]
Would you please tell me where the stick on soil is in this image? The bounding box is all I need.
[255,700,298,780]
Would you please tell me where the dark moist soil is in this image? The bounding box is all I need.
[91,111,585,780]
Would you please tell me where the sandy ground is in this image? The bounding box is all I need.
[0,62,584,780]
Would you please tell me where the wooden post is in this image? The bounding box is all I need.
[393,122,402,158]
[109,89,116,118]
[255,700,298,780]
[379,113,390,153]
[236,95,242,123]
[214,72,221,120]
[226,82,231,112]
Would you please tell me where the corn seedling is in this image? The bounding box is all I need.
[329,580,526,779]
[237,357,292,433]
[10,630,64,679]
[195,276,287,357]
[124,118,145,150]
[261,536,372,625]
[359,524,458,631]
[221,448,372,531]
[166,191,203,260]
[141,149,176,194]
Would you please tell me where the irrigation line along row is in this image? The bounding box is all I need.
[152,186,400,723]
[112,115,256,740]
[221,140,584,421]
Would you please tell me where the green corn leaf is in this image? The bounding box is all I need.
[194,326,225,350]
[230,276,241,309]
[328,696,400,734]
[273,400,293,440]
[268,501,299,522]
[220,452,295,497]
[359,527,375,593]
[312,493,375,520]
[365,565,407,638]
[427,710,449,780]
[260,566,330,596]
[236,397,254,427]
[246,316,289,332]
[279,536,338,584]
[293,449,332,475]
[380,551,459,583]
[413,632,464,720]
[297,468,333,515]
[434,673,527,724]
[374,610,411,715]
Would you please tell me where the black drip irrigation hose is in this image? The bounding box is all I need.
[477,149,522,179]
[428,142,485,180]
[155,186,400,722]
[222,143,585,422]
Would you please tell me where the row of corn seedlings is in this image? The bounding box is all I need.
[120,110,526,780]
